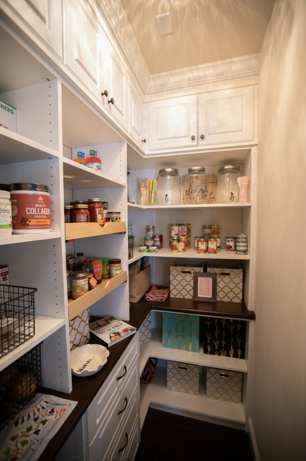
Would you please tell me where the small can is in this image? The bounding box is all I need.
[170,225,179,238]
[149,245,158,253]
[216,237,221,252]
[236,248,248,255]
[153,234,163,249]
[194,236,201,250]
[203,225,211,239]
[178,225,187,239]
[197,238,207,254]
[207,238,218,254]
[64,205,73,223]
[144,237,154,247]
[171,239,179,253]
[211,225,220,238]
[178,240,186,252]
[186,224,191,236]
[71,272,89,299]
[225,237,236,251]
[185,237,191,250]
[147,225,155,238]
[139,245,147,253]
[106,211,121,222]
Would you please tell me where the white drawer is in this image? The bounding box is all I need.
[122,417,140,461]
[85,335,139,443]
[87,389,139,461]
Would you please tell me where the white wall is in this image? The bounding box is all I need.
[249,1,306,460]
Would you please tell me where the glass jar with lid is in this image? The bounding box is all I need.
[184,167,209,204]
[156,168,181,205]
[216,165,242,203]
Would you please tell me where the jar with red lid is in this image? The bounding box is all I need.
[87,198,104,225]
[64,205,73,223]
[72,204,90,223]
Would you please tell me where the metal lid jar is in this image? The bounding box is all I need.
[156,168,181,205]
[184,167,209,204]
[216,165,242,203]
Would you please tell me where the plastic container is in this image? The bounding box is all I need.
[71,272,89,299]
[86,150,101,172]
[109,259,122,278]
[216,165,242,203]
[156,168,181,205]
[74,151,86,165]
[10,183,50,234]
[184,167,209,204]
[0,189,12,236]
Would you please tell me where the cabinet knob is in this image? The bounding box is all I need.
[101,90,108,97]
[108,97,115,105]
[191,135,196,141]
[142,139,146,143]
[200,134,205,140]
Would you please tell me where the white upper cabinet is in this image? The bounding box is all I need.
[2,0,63,58]
[198,86,254,146]
[147,95,197,151]
[100,35,129,131]
[63,0,101,100]
[129,81,144,147]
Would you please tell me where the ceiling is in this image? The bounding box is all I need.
[120,0,275,75]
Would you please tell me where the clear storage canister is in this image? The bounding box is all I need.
[216,165,242,203]
[184,167,209,204]
[156,168,181,205]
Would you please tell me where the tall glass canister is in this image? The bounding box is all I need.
[156,168,181,205]
[184,167,209,204]
[216,165,242,203]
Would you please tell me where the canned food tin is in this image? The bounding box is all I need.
[144,237,154,246]
[194,236,201,250]
[153,234,163,249]
[178,225,187,239]
[186,224,191,236]
[170,225,179,238]
[203,225,211,239]
[216,237,221,252]
[207,238,218,254]
[178,241,186,252]
[171,239,179,253]
[225,237,236,251]
[211,225,220,238]
[106,211,121,222]
[149,245,158,253]
[147,225,155,238]
[197,238,207,254]
[139,245,147,253]
[71,272,89,299]
[236,249,248,255]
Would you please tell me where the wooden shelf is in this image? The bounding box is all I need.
[68,270,127,320]
[65,221,126,240]
[128,202,251,210]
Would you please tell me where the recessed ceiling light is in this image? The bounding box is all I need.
[155,13,173,36]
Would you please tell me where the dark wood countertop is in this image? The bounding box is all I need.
[37,296,255,460]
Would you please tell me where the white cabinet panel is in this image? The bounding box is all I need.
[64,0,101,99]
[147,95,197,151]
[129,82,143,147]
[2,0,63,58]
[198,86,254,145]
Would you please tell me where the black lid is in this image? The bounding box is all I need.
[10,183,49,192]
[0,184,10,192]
[109,258,121,264]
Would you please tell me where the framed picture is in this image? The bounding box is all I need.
[193,272,217,302]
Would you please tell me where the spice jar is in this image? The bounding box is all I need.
[64,205,73,223]
[72,203,90,223]
[88,198,104,225]
[109,259,122,278]
[71,272,88,299]
[216,165,242,203]
[184,167,209,204]
[156,168,181,205]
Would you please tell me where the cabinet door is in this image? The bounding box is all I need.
[64,0,101,99]
[147,95,197,151]
[2,0,63,58]
[129,82,143,147]
[198,86,254,146]
[100,36,129,131]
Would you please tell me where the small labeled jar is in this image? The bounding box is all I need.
[88,198,104,225]
[10,183,51,234]
[0,189,12,236]
[102,258,110,279]
[64,205,73,223]
[71,272,89,299]
[107,211,121,222]
[72,204,90,223]
[109,259,122,278]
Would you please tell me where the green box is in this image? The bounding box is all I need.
[162,313,199,352]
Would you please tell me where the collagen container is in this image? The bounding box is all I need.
[0,187,12,236]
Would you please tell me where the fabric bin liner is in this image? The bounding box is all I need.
[207,263,243,303]
[206,367,243,403]
[170,265,203,299]
[167,360,199,395]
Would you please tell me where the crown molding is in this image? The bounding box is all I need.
[146,54,260,95]
[90,0,150,97]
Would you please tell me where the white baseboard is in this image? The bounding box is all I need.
[248,417,260,461]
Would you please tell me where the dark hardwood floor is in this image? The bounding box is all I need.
[135,408,253,461]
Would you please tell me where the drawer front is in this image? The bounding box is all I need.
[85,335,139,443]
[123,419,140,461]
[87,390,139,461]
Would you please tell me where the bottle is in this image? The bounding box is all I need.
[86,150,101,172]
[83,259,92,273]
[74,151,86,165]
[74,252,84,271]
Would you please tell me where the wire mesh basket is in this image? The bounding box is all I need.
[0,285,36,359]
[0,342,42,429]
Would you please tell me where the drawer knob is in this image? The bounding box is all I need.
[116,365,127,381]
[118,433,129,454]
[117,397,128,415]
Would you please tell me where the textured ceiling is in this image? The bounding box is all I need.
[121,0,275,75]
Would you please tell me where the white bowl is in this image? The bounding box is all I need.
[70,344,110,377]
